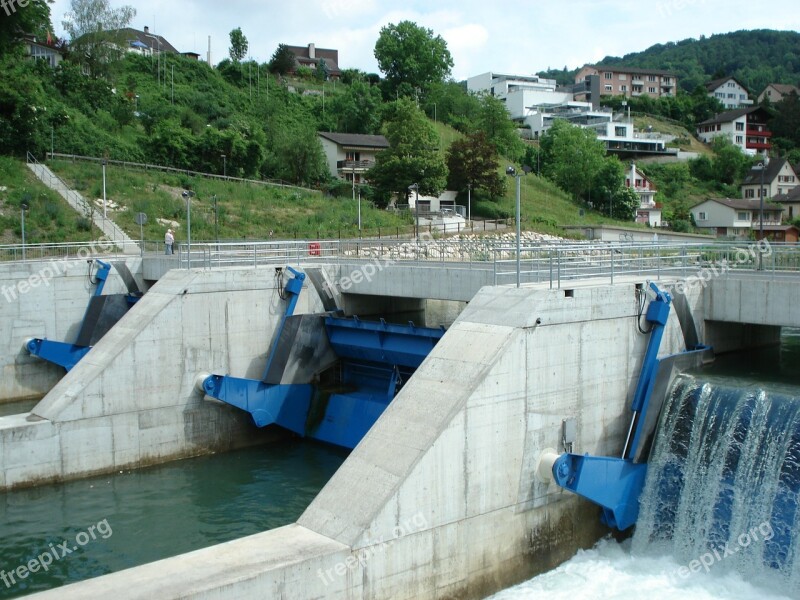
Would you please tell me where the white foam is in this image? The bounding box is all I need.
[486,538,792,600]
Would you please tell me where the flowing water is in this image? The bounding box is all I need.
[0,441,347,598]
[488,328,800,600]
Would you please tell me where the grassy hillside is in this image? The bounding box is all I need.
[632,115,712,155]
[0,157,101,245]
[46,159,412,241]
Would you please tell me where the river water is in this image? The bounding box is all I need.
[0,441,347,598]
[488,328,800,600]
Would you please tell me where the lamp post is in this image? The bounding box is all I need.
[102,158,108,222]
[506,165,532,288]
[409,183,420,242]
[467,182,472,223]
[182,190,194,269]
[220,154,226,178]
[357,186,362,235]
[213,194,219,248]
[20,198,29,260]
[758,161,765,241]
[134,94,139,114]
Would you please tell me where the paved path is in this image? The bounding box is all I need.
[27,162,139,254]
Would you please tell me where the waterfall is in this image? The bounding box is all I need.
[633,374,800,592]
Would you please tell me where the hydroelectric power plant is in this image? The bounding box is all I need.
[1,237,800,599]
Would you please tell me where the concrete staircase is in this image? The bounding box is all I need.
[27,160,140,254]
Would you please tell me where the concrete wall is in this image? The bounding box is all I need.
[0,266,326,490]
[0,258,143,403]
[36,277,703,600]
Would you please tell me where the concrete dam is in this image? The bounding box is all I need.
[1,242,799,599]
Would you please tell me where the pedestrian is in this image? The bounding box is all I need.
[165,229,174,255]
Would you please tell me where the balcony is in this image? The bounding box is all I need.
[632,78,644,84]
[746,140,772,150]
[746,128,772,137]
[337,160,374,171]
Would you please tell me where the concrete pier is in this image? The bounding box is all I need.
[29,277,706,599]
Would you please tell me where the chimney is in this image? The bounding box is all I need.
[308,43,315,59]
[144,26,149,34]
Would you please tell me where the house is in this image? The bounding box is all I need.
[625,163,662,226]
[596,120,675,158]
[741,158,798,201]
[317,132,389,183]
[22,35,64,68]
[705,76,752,110]
[758,83,800,104]
[691,197,784,238]
[696,106,771,156]
[574,65,677,99]
[286,44,341,80]
[117,26,179,56]
[772,186,800,221]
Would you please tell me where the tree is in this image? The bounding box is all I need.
[315,58,329,82]
[367,98,447,203]
[228,27,248,63]
[711,137,750,185]
[268,44,295,76]
[0,0,52,54]
[328,79,382,134]
[475,93,524,161]
[446,131,505,200]
[62,0,136,79]
[374,21,453,100]
[540,120,606,202]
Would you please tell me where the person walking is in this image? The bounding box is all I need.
[165,229,174,255]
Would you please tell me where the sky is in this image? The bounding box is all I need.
[48,0,800,81]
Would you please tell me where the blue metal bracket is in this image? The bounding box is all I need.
[549,282,677,530]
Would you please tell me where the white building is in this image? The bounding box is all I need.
[596,121,673,157]
[691,198,783,238]
[626,163,662,227]
[705,77,752,110]
[741,158,798,200]
[696,106,772,156]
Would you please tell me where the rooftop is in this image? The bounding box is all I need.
[742,158,792,186]
[317,132,390,148]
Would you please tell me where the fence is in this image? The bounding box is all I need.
[46,153,318,194]
[2,239,799,290]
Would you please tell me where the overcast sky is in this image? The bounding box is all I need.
[49,0,800,80]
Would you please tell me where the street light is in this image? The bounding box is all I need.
[212,194,219,248]
[220,154,226,178]
[20,198,29,260]
[757,161,766,241]
[182,190,195,269]
[506,165,532,288]
[467,182,472,223]
[357,186,362,235]
[102,158,108,222]
[408,183,420,242]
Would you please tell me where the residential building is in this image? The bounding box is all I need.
[596,120,675,158]
[574,65,678,99]
[317,132,389,183]
[773,186,800,221]
[696,106,771,156]
[741,158,798,200]
[626,163,662,226]
[758,83,800,104]
[705,76,752,110]
[285,44,341,80]
[691,197,783,239]
[22,35,64,68]
[118,26,179,56]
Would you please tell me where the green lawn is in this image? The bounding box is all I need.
[0,157,102,245]
[47,159,413,241]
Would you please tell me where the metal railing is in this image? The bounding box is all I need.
[493,241,800,287]
[4,239,799,289]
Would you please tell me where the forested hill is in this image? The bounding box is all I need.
[539,29,800,94]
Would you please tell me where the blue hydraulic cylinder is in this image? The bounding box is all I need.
[91,261,112,297]
[25,338,92,372]
[262,267,306,380]
[549,282,673,531]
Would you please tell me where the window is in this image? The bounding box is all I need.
[735,135,743,144]
[615,126,626,137]
[716,92,725,98]
[648,87,657,94]
[604,72,613,80]
[735,122,744,131]
[604,84,613,92]
[745,189,755,198]
[737,212,749,221]
[619,74,627,81]
[663,77,672,84]
[698,212,707,220]
[620,85,627,92]
[648,75,657,82]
